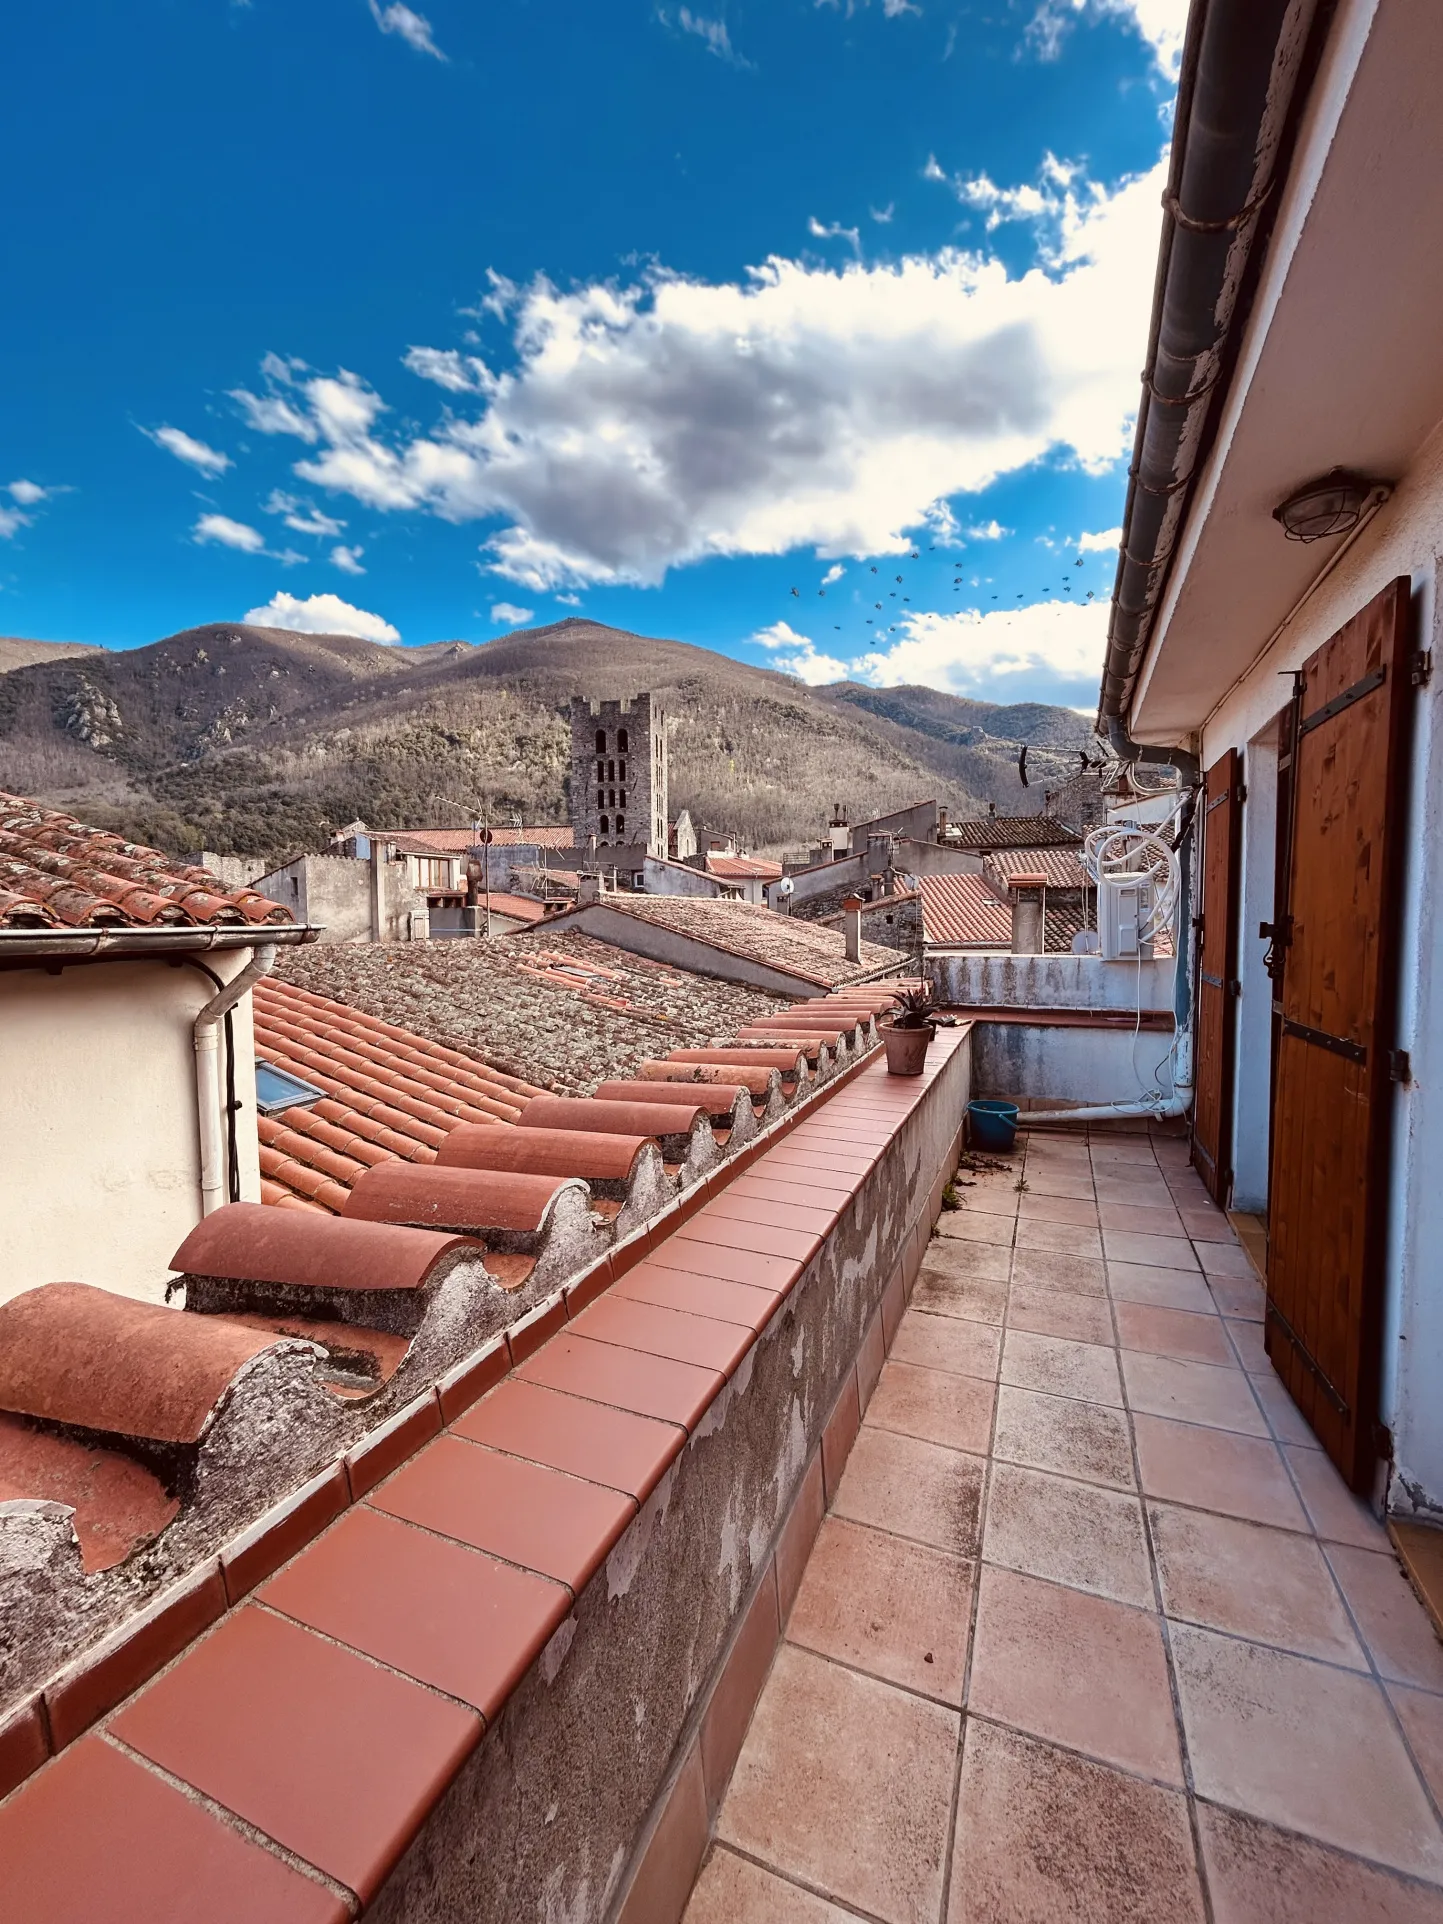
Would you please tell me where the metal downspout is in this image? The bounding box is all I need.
[194,943,276,1215]
[1098,0,1330,774]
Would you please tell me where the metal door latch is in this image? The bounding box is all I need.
[1389,1050,1413,1084]
[1411,651,1433,688]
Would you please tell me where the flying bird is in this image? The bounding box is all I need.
[790,587,799,597]
[1018,744,1029,788]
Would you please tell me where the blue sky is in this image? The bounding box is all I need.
[0,0,1183,708]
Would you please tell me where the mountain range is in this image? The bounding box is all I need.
[0,618,1096,859]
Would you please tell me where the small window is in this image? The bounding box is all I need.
[607,759,615,781]
[595,729,606,753]
[618,728,629,753]
[619,759,627,782]
[596,757,605,780]
[597,787,605,808]
[608,788,615,806]
[255,1061,325,1116]
[619,788,627,808]
[599,814,609,835]
[616,812,625,835]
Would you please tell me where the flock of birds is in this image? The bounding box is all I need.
[786,544,1100,637]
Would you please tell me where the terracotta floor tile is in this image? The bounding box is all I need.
[1206,1276,1266,1320]
[1009,1248,1107,1296]
[954,1182,1021,1217]
[832,1424,985,1558]
[673,1217,821,1267]
[787,1515,974,1703]
[0,1736,349,1924]
[1198,1241,1257,1281]
[984,1461,1153,1607]
[1092,1175,1175,1206]
[730,1175,855,1212]
[610,1263,782,1333]
[1104,1230,1201,1271]
[704,1192,838,1238]
[1018,1191,1098,1226]
[453,1378,683,1502]
[1224,1316,1268,1371]
[1022,1170,1096,1200]
[867,1358,995,1455]
[1107,1262,1216,1313]
[1150,1505,1365,1666]
[569,1293,754,1376]
[1171,1624,1443,1879]
[372,1435,634,1593]
[916,1238,1012,1283]
[1121,1353,1268,1437]
[260,1505,570,1718]
[1180,1208,1238,1244]
[1133,1416,1309,1531]
[111,1607,480,1904]
[933,1209,1015,1246]
[1249,1368,1321,1448]
[1097,1202,1187,1238]
[992,1385,1134,1490]
[647,1236,803,1294]
[948,1722,1205,1924]
[912,1267,1009,1326]
[889,1308,1001,1382]
[1285,1444,1390,1548]
[718,1644,959,1924]
[1114,1302,1233,1366]
[1389,1683,1443,1811]
[684,1848,855,1923]
[515,1330,725,1431]
[1005,1284,1114,1346]
[968,1565,1181,1782]
[1000,1331,1123,1408]
[1198,1803,1443,1924]
[1013,1219,1103,1259]
[1328,1545,1443,1689]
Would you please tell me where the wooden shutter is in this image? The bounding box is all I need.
[1266,576,1414,1490]
[1191,748,1243,1206]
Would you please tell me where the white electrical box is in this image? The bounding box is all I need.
[1098,872,1154,960]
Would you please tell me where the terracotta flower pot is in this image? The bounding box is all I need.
[882,1023,933,1076]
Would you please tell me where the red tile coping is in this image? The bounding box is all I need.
[342,1161,582,1234]
[437,1122,652,1183]
[171,1201,480,1294]
[519,1092,710,1138]
[596,1077,756,1118]
[0,1027,966,1886]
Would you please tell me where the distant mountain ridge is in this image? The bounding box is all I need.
[0,617,1094,859]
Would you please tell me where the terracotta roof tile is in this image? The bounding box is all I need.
[705,853,784,881]
[557,894,899,987]
[918,874,1014,948]
[944,812,1081,851]
[983,846,1092,891]
[0,792,298,929]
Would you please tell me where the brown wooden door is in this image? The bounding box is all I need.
[1191,747,1243,1206]
[1266,576,1414,1490]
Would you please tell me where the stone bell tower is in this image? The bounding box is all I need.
[569,694,668,859]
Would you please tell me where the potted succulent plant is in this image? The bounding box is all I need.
[882,986,935,1076]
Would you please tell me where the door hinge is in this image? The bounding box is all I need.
[1389,1050,1413,1084]
[1411,650,1433,688]
[1229,978,1243,998]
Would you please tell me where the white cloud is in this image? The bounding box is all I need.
[232,151,1160,590]
[489,601,534,626]
[368,0,446,60]
[816,0,920,16]
[7,480,48,506]
[263,490,347,537]
[1078,524,1121,551]
[962,519,1009,541]
[0,507,28,540]
[1026,0,1187,79]
[751,619,849,686]
[808,215,861,253]
[821,563,845,585]
[243,590,401,643]
[330,543,366,574]
[143,425,233,476]
[193,513,267,554]
[854,595,1108,693]
[870,203,895,224]
[403,346,496,394]
[665,8,749,65]
[555,592,582,606]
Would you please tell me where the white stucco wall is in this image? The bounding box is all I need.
[971,1022,1176,1107]
[0,951,262,1307]
[1198,423,1443,1515]
[931,952,1175,1013]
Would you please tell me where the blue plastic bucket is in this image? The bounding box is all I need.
[967,1099,1019,1153]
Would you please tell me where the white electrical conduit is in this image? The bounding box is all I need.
[195,943,277,1215]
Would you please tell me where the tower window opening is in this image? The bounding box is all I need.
[596,757,605,780]
[607,759,615,781]
[595,729,606,753]
[615,813,625,835]
[618,728,629,753]
[599,814,609,836]
[597,788,605,808]
[619,760,627,782]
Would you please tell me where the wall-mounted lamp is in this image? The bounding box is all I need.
[1272,469,1388,542]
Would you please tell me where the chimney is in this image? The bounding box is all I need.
[578,873,603,905]
[988,801,997,819]
[841,895,864,964]
[1010,873,1046,956]
[369,842,385,942]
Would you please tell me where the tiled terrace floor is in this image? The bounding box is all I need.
[686,1126,1443,1923]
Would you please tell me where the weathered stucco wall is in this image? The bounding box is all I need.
[931,951,1174,1011]
[365,1030,971,1924]
[970,1021,1176,1107]
[0,953,262,1306]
